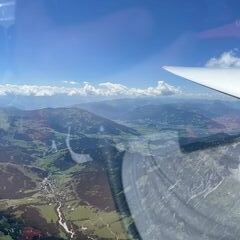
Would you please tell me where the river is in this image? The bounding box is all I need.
[56,201,75,239]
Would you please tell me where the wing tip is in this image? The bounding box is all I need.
[162,65,172,71]
[162,65,184,73]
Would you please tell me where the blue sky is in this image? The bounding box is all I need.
[1,0,240,95]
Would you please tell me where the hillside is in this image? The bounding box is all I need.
[0,107,135,240]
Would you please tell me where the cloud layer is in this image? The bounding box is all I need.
[0,81,180,97]
[206,50,240,68]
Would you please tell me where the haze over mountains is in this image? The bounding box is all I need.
[78,98,240,121]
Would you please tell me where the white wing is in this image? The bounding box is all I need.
[163,66,240,98]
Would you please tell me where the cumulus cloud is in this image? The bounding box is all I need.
[206,50,240,68]
[0,81,180,97]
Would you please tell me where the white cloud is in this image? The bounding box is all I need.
[206,50,240,68]
[63,80,78,85]
[0,81,180,97]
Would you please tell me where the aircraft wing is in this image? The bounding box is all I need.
[163,66,240,99]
